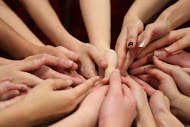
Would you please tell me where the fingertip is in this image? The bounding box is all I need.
[100,59,107,68]
[127,42,135,49]
[102,77,109,85]
[165,46,174,53]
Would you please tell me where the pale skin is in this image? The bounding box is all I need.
[132,76,184,127]
[51,86,108,127]
[79,0,117,80]
[130,56,190,123]
[99,69,137,127]
[122,76,156,127]
[115,0,170,74]
[126,0,190,68]
[19,0,107,79]
[0,77,99,127]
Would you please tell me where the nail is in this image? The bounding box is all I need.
[128,42,133,46]
[2,81,10,90]
[139,42,145,48]
[154,51,162,59]
[15,91,20,96]
[64,60,73,67]
[95,76,100,80]
[66,80,73,85]
[165,46,173,53]
[21,86,27,91]
[112,69,120,76]
[100,60,106,67]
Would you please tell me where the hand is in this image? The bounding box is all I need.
[99,69,137,127]
[115,16,144,71]
[32,45,78,71]
[137,27,190,59]
[99,49,118,84]
[72,43,107,79]
[51,86,108,127]
[12,77,99,126]
[133,77,184,127]
[130,49,190,69]
[122,76,156,127]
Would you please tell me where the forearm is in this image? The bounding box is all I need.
[0,0,43,46]
[0,18,37,59]
[80,0,111,50]
[126,0,170,23]
[155,0,190,30]
[20,0,80,51]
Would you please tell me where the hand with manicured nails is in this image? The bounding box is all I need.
[115,16,144,72]
[133,77,185,127]
[0,77,99,127]
[137,28,190,59]
[51,86,108,127]
[122,76,156,127]
[99,69,137,127]
[72,43,107,79]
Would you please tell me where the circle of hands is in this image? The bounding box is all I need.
[1,46,190,127]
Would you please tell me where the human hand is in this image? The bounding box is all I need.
[122,76,156,127]
[72,43,107,79]
[52,86,108,127]
[137,27,190,59]
[133,77,184,127]
[99,69,137,127]
[115,16,144,71]
[14,77,98,126]
[32,45,78,71]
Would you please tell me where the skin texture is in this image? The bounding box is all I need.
[19,0,107,79]
[51,86,108,127]
[115,0,170,74]
[80,0,117,79]
[136,27,190,59]
[99,69,137,127]
[122,76,156,127]
[0,77,99,127]
[132,77,184,127]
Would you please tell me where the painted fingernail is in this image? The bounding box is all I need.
[64,60,73,67]
[165,46,173,53]
[128,42,134,46]
[154,51,162,59]
[112,69,120,76]
[100,60,107,67]
[66,80,73,85]
[139,42,145,48]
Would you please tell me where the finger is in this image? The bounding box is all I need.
[165,38,189,53]
[107,69,122,97]
[183,67,190,74]
[0,90,20,101]
[115,28,128,70]
[129,65,155,75]
[136,74,152,83]
[126,25,140,48]
[88,47,107,69]
[0,95,25,110]
[71,76,99,98]
[153,56,190,96]
[130,76,156,97]
[57,46,79,61]
[43,79,73,90]
[122,84,132,96]
[0,77,13,83]
[0,81,27,95]
[129,53,153,69]
[122,76,142,91]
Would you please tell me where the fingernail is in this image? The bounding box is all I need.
[139,42,145,48]
[112,69,120,76]
[128,42,134,46]
[154,51,162,59]
[15,91,20,96]
[64,60,73,67]
[95,76,100,80]
[165,46,173,53]
[21,86,27,91]
[100,60,106,67]
[66,80,73,85]
[39,57,46,63]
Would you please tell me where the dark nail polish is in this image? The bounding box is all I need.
[128,42,133,46]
